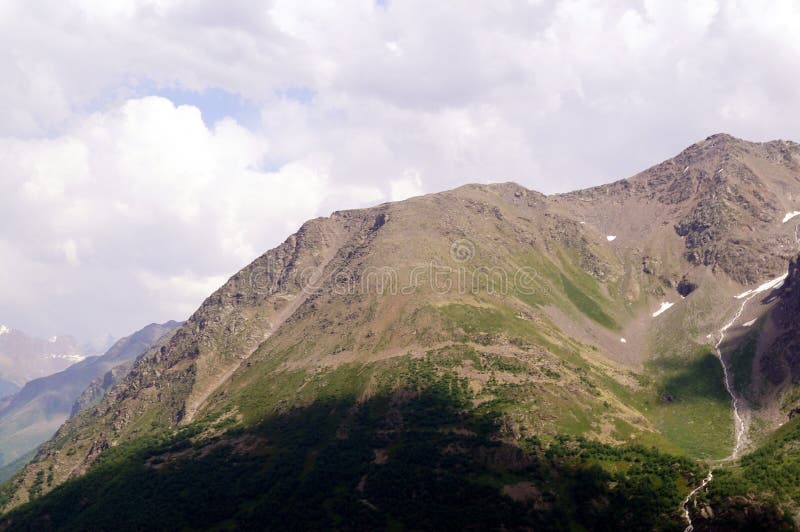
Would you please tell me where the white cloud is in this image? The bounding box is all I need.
[136,269,229,320]
[60,239,81,267]
[390,170,424,201]
[1,1,799,339]
[0,96,382,338]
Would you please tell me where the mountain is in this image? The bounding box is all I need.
[0,322,180,473]
[2,134,800,530]
[0,326,87,389]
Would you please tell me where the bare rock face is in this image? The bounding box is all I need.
[756,254,800,390]
[554,133,800,288]
[778,254,800,324]
[667,137,796,284]
[70,360,135,417]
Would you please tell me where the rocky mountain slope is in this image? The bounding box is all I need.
[0,327,87,389]
[0,322,180,472]
[735,253,800,413]
[2,134,800,530]
[681,258,800,530]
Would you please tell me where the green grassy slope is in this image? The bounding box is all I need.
[0,364,702,531]
[687,416,800,530]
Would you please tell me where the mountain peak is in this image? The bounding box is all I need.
[0,329,88,387]
[704,132,739,142]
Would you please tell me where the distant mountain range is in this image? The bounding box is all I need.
[2,134,800,530]
[0,322,180,473]
[0,326,90,391]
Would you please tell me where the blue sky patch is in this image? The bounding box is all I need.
[152,86,259,128]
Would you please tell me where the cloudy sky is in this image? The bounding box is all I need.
[1,0,799,343]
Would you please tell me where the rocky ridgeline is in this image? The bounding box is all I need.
[560,134,800,285]
[0,213,372,507]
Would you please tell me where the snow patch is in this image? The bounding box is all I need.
[683,166,689,174]
[620,338,627,343]
[48,335,58,343]
[45,353,85,362]
[735,273,788,299]
[742,319,757,327]
[606,235,616,241]
[782,211,800,223]
[652,302,674,318]
[0,324,9,336]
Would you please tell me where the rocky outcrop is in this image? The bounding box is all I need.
[749,255,800,395]
[778,254,800,324]
[70,360,135,417]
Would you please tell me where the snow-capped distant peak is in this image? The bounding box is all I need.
[45,353,86,362]
[783,211,800,223]
[0,324,10,336]
[48,335,58,343]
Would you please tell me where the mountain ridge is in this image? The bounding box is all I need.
[3,133,800,529]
